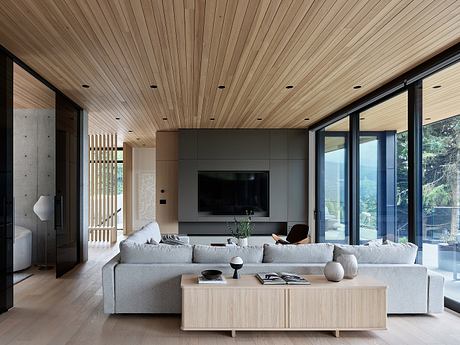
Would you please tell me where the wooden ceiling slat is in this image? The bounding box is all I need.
[0,0,458,147]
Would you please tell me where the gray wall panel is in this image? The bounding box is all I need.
[178,130,197,160]
[288,159,307,222]
[288,130,308,159]
[197,130,270,159]
[269,130,288,159]
[268,159,288,221]
[178,129,307,234]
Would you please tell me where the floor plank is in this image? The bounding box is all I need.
[1,239,459,345]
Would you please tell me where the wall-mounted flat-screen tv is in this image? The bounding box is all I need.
[198,171,269,216]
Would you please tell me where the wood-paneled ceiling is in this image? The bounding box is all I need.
[1,0,460,147]
[14,64,55,109]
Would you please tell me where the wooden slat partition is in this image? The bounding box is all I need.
[88,134,117,243]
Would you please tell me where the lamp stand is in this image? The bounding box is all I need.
[37,220,53,270]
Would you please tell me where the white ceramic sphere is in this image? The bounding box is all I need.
[230,256,243,265]
[324,261,344,282]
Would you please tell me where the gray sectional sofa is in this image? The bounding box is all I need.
[102,222,444,314]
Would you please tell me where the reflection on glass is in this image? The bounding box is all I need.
[359,137,378,242]
[422,62,460,304]
[359,92,408,243]
[319,117,349,243]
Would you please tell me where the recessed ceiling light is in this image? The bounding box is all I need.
[304,118,310,121]
[136,138,140,140]
[218,85,225,89]
[115,117,120,120]
[81,84,90,88]
[425,117,431,120]
[162,117,167,120]
[128,130,133,133]
[257,118,262,121]
[286,85,294,89]
[432,85,441,89]
[150,84,158,88]
[360,117,365,120]
[210,118,215,121]
[353,85,362,89]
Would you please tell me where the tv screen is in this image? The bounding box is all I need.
[198,171,269,216]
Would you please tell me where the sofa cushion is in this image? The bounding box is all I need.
[263,243,334,263]
[120,241,192,264]
[127,222,162,244]
[333,243,418,264]
[193,245,263,263]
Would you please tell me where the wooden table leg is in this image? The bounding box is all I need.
[231,330,236,338]
[334,330,340,338]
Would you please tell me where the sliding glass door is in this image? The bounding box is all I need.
[317,117,349,243]
[422,62,460,305]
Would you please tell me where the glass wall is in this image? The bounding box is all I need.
[317,117,349,243]
[422,62,460,304]
[359,92,408,243]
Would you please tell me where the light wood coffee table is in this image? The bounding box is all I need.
[181,274,387,337]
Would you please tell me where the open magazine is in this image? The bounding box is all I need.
[256,272,310,285]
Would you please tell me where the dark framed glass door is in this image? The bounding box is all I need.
[0,52,13,313]
[316,117,350,243]
[55,94,80,278]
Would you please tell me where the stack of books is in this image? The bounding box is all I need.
[197,276,227,284]
[256,272,310,285]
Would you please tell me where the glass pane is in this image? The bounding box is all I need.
[422,62,460,303]
[117,149,123,162]
[359,91,408,243]
[359,136,378,242]
[319,117,349,243]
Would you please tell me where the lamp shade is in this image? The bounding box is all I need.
[33,195,54,221]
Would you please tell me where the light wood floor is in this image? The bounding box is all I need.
[1,241,460,345]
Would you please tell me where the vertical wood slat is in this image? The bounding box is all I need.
[88,134,117,243]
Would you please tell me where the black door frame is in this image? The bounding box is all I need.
[0,51,13,313]
[0,45,83,313]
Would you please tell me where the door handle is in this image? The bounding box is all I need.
[54,195,64,228]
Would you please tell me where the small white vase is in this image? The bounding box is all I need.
[237,238,248,247]
[324,261,344,282]
[336,254,358,279]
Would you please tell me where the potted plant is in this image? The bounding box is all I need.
[227,211,254,247]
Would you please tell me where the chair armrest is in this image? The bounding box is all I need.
[102,253,120,314]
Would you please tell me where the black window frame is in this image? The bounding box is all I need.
[309,41,460,313]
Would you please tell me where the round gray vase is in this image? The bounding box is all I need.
[324,261,344,282]
[336,254,358,279]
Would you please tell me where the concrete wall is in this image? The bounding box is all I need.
[177,129,308,235]
[132,147,156,230]
[14,108,55,264]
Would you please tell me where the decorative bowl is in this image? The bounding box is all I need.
[201,269,222,280]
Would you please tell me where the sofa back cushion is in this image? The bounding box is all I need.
[333,242,418,264]
[193,245,263,263]
[120,241,192,264]
[263,243,334,263]
[127,222,161,244]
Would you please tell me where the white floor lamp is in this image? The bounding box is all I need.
[33,195,54,270]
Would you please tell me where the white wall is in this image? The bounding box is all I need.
[132,148,156,230]
[14,108,55,264]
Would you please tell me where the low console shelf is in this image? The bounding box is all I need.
[181,274,387,338]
